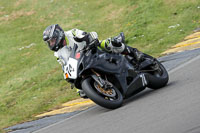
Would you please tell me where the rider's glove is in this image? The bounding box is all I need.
[74,32,99,45]
[111,32,125,47]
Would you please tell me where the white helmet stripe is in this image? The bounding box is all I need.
[49,24,56,38]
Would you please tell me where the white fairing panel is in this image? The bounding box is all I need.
[64,57,78,79]
[55,46,71,65]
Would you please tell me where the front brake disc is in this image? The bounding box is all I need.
[94,82,116,97]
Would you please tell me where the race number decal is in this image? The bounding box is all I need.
[66,58,78,79]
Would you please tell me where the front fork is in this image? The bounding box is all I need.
[91,69,113,90]
[77,69,113,97]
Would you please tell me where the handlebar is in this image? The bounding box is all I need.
[79,39,99,52]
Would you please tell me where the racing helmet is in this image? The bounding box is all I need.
[43,24,65,51]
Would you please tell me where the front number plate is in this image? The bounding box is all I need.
[65,57,78,79]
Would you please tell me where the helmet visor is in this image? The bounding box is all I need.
[46,37,58,50]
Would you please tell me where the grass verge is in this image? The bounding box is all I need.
[0,0,199,132]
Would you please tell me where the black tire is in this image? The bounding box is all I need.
[145,59,169,89]
[142,53,169,89]
[81,77,123,109]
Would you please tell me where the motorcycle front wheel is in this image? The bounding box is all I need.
[81,77,123,109]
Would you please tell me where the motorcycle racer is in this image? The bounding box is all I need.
[43,24,144,97]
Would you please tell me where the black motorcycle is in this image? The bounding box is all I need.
[62,40,169,109]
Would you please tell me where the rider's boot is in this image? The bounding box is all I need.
[111,32,144,62]
[123,46,144,63]
[77,89,88,99]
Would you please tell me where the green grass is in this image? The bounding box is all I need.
[0,0,199,132]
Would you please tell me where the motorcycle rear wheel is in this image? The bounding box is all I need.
[81,77,123,109]
[145,59,169,89]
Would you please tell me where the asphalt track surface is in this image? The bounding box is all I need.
[32,49,200,133]
[6,48,200,133]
